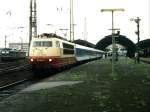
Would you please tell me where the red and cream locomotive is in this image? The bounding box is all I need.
[29,33,104,71]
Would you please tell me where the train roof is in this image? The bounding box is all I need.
[75,44,104,53]
[37,33,68,41]
[33,33,104,52]
[73,39,95,48]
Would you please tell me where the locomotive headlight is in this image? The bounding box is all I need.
[30,58,34,62]
[49,59,52,62]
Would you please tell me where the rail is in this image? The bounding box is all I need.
[0,79,28,90]
[0,64,31,74]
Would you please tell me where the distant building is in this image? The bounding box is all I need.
[106,44,127,56]
[9,43,29,56]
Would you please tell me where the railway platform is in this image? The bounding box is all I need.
[0,57,150,112]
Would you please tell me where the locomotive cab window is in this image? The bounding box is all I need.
[33,41,52,47]
[33,41,41,47]
[43,41,52,47]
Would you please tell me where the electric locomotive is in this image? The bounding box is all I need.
[29,33,76,70]
[29,33,104,70]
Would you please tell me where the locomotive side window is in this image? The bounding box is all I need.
[63,43,74,54]
[63,43,74,49]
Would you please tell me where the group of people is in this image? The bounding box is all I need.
[103,52,139,63]
[103,52,119,62]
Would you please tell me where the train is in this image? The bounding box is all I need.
[29,33,104,71]
[0,48,26,61]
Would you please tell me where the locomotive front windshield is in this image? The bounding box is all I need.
[33,41,52,47]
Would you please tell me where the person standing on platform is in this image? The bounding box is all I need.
[134,52,138,63]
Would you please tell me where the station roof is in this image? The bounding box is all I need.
[138,39,150,49]
[95,34,136,57]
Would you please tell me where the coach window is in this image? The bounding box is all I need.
[56,41,60,47]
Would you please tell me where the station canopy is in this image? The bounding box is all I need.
[95,34,136,57]
[138,39,150,49]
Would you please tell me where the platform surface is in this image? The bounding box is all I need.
[0,57,150,112]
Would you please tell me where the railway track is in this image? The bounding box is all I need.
[0,70,51,101]
[0,61,79,100]
[0,60,28,68]
[0,68,39,101]
[0,78,34,101]
[0,79,28,90]
[0,64,31,74]
[0,58,100,101]
[0,63,33,93]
